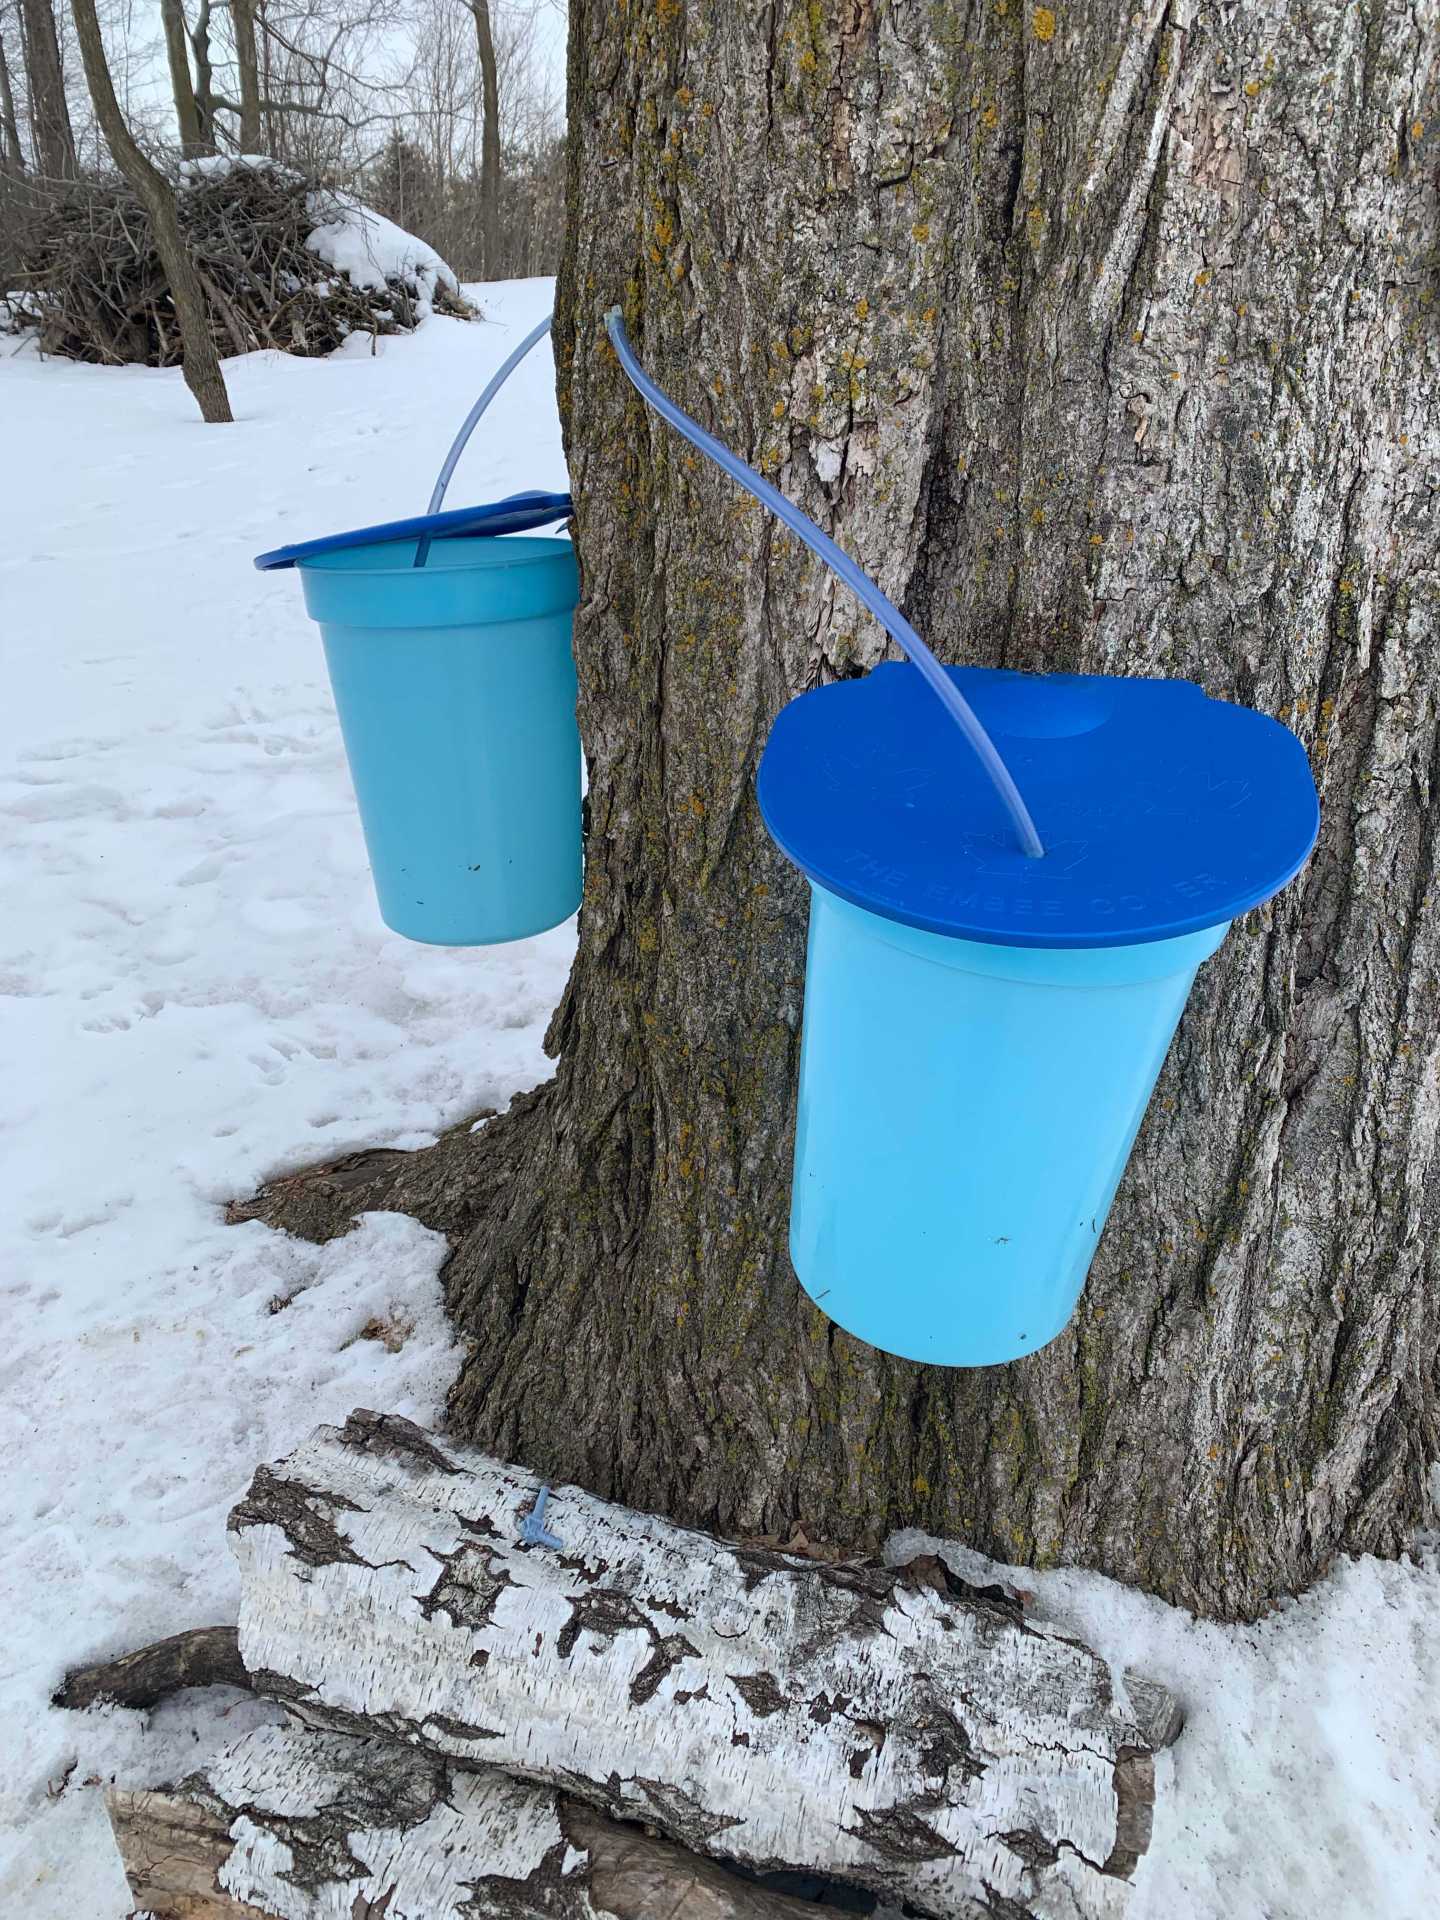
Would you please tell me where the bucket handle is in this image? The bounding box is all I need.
[604,308,1045,861]
[415,311,557,567]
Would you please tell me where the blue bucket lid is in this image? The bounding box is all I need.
[757,664,1319,949]
[253,491,573,570]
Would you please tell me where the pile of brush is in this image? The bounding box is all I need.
[2,157,472,366]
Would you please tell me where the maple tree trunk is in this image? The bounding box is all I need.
[245,0,1440,1621]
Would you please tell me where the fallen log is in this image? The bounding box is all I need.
[106,1721,867,1919]
[230,1410,1182,1919]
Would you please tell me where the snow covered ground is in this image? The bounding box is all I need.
[0,278,573,1912]
[2,278,1438,1918]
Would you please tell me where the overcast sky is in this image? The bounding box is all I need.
[104,0,568,150]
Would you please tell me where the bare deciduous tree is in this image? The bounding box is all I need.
[371,0,559,281]
[69,0,232,420]
[461,0,499,274]
[159,0,208,155]
[229,0,263,151]
[18,0,74,175]
[0,10,25,173]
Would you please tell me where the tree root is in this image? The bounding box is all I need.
[223,1099,526,1246]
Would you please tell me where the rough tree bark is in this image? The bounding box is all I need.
[465,0,503,275]
[18,0,73,175]
[242,0,1440,1621]
[70,0,232,421]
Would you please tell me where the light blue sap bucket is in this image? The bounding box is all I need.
[759,665,1319,1367]
[293,533,579,945]
[607,307,1321,1368]
[255,314,581,945]
[789,889,1227,1365]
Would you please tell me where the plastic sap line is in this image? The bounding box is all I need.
[602,305,1044,861]
[415,311,557,567]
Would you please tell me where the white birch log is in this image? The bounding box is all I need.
[231,1411,1180,1919]
[106,1722,851,1920]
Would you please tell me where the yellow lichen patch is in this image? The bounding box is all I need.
[912,222,931,242]
[1033,5,1056,42]
[855,296,869,321]
[982,102,999,130]
[1195,269,1210,286]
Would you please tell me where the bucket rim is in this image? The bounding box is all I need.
[254,490,573,570]
[295,532,576,579]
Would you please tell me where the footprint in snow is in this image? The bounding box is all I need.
[80,1013,132,1035]
[1,785,132,824]
[17,738,125,764]
[26,1197,132,1238]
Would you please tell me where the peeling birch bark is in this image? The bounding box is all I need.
[230,1411,1181,1918]
[106,1723,849,1920]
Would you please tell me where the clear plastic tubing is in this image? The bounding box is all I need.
[603,306,1045,861]
[414,310,557,567]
